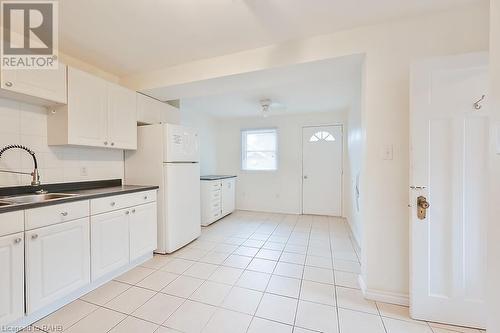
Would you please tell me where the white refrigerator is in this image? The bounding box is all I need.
[125,123,201,254]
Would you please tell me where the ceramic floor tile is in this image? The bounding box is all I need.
[338,308,385,333]
[263,241,286,251]
[336,287,378,314]
[280,252,306,265]
[300,280,336,306]
[108,316,159,333]
[233,246,259,257]
[222,286,263,315]
[199,251,230,265]
[35,299,98,332]
[63,307,126,333]
[137,271,179,291]
[202,308,252,333]
[243,239,265,248]
[274,262,304,279]
[141,255,173,270]
[164,300,217,333]
[256,293,298,325]
[175,248,208,261]
[114,266,155,285]
[155,327,183,333]
[293,327,318,333]
[256,249,282,261]
[303,266,334,284]
[183,262,220,279]
[247,317,293,333]
[189,280,232,306]
[305,255,333,269]
[334,259,361,274]
[334,271,359,289]
[208,266,243,285]
[133,293,185,324]
[223,254,253,269]
[105,285,156,314]
[236,270,272,291]
[80,280,130,305]
[266,275,301,298]
[383,318,434,333]
[428,322,482,333]
[213,244,238,254]
[295,300,338,333]
[160,258,196,274]
[284,244,308,255]
[247,258,277,274]
[377,302,422,323]
[161,275,205,298]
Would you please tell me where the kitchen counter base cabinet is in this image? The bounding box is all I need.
[0,232,24,326]
[26,218,90,314]
[90,210,130,281]
[0,188,157,331]
[201,177,236,226]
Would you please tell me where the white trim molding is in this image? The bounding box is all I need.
[358,275,410,306]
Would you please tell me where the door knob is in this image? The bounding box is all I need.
[417,196,430,220]
[5,81,13,87]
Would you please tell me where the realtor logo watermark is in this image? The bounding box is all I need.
[1,0,58,69]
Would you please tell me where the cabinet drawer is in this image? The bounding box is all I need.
[91,190,156,215]
[211,190,221,199]
[0,211,24,237]
[25,200,90,230]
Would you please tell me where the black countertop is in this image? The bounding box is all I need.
[0,179,158,213]
[200,175,237,181]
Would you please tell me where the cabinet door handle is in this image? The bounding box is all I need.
[131,209,136,213]
[61,212,68,216]
[5,81,13,87]
[125,211,130,215]
[111,142,115,146]
[144,196,148,200]
[14,237,22,244]
[104,141,108,146]
[31,234,38,240]
[110,202,116,206]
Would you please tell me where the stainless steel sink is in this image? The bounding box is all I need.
[2,193,79,205]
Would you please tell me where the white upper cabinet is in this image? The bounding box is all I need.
[108,84,137,149]
[65,67,108,147]
[48,67,137,150]
[136,93,180,125]
[0,64,67,105]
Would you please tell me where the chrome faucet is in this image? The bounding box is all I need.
[0,145,41,186]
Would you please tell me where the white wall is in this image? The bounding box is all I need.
[0,98,124,186]
[180,107,218,175]
[488,1,500,332]
[215,111,346,214]
[123,3,489,301]
[344,63,364,246]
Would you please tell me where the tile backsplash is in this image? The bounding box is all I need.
[0,98,124,187]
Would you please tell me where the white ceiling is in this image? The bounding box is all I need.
[59,0,481,76]
[149,55,363,118]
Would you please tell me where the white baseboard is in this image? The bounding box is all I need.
[358,275,410,306]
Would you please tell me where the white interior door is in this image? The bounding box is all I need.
[410,53,489,329]
[302,125,343,216]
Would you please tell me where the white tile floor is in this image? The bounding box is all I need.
[26,211,486,333]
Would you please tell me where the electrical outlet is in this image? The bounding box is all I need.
[80,167,88,176]
[380,144,394,160]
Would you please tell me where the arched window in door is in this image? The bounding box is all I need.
[309,131,336,142]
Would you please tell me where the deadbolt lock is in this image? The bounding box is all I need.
[417,196,430,220]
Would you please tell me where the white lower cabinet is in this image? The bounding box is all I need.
[201,177,236,226]
[129,202,157,261]
[25,218,90,314]
[90,209,130,281]
[0,232,24,325]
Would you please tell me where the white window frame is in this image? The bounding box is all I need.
[241,128,278,171]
